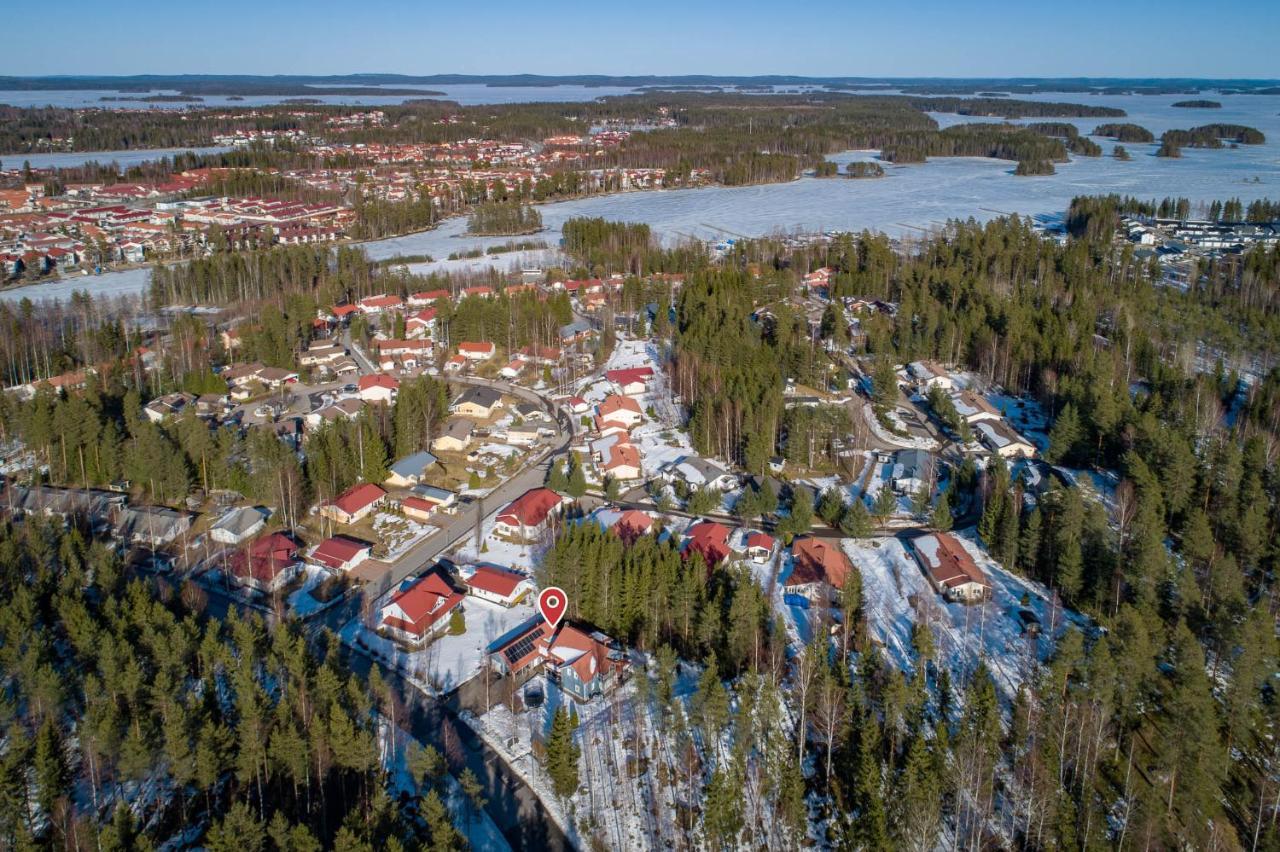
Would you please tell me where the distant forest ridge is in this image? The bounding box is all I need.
[3,74,1280,96]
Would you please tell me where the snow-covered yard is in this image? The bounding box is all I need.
[286,564,343,618]
[372,511,437,558]
[987,392,1051,452]
[845,530,1089,707]
[342,595,538,696]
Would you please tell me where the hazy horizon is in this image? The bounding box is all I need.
[5,0,1278,79]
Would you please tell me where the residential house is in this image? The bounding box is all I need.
[320,482,387,525]
[747,532,776,563]
[663,455,737,492]
[112,505,191,547]
[949,390,1001,425]
[458,341,496,362]
[487,619,628,702]
[209,505,269,545]
[357,373,399,404]
[431,418,475,453]
[409,484,457,514]
[450,386,504,419]
[464,564,533,607]
[385,451,439,488]
[684,521,732,567]
[784,536,853,603]
[596,394,643,430]
[311,534,373,572]
[229,532,300,594]
[493,487,567,538]
[405,308,437,338]
[911,532,991,603]
[909,360,954,391]
[891,449,933,495]
[378,569,465,645]
[358,294,404,314]
[974,420,1037,459]
[606,367,654,396]
[143,391,195,423]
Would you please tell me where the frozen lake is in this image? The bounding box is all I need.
[0,146,233,171]
[4,92,1277,305]
[0,83,643,110]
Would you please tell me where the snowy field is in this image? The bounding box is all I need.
[372,511,437,558]
[845,531,1089,707]
[286,564,343,618]
[987,392,1051,452]
[342,594,537,695]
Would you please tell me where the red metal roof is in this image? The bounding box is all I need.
[496,487,563,528]
[467,564,527,598]
[328,482,386,516]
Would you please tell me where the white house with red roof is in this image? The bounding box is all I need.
[596,394,643,429]
[910,533,992,603]
[357,373,399,404]
[311,534,373,572]
[320,483,387,525]
[378,569,465,646]
[493,487,567,538]
[405,308,437,338]
[606,367,654,396]
[458,341,496,362]
[357,294,404,314]
[746,531,777,563]
[229,532,300,594]
[409,289,450,306]
[464,564,533,607]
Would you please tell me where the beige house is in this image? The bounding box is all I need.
[432,419,475,453]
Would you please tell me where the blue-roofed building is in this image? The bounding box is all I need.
[385,450,440,488]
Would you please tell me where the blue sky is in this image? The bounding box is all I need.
[5,0,1279,78]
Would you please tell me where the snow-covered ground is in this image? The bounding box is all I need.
[865,401,939,450]
[449,511,548,573]
[468,666,703,851]
[286,564,343,618]
[372,511,437,558]
[987,392,1051,452]
[342,594,538,695]
[845,530,1089,708]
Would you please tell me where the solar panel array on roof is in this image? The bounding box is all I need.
[502,632,539,665]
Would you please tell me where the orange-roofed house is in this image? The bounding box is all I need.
[613,509,653,543]
[320,483,387,525]
[311,534,373,572]
[458,341,496,361]
[784,536,853,603]
[911,532,992,603]
[378,569,465,645]
[596,394,643,429]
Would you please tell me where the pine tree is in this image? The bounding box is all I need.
[566,454,587,498]
[930,489,953,531]
[1045,402,1082,465]
[703,766,744,848]
[547,459,569,494]
[544,707,580,799]
[33,716,69,816]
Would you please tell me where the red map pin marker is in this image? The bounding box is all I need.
[537,586,568,628]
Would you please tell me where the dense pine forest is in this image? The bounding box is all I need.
[0,518,472,849]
